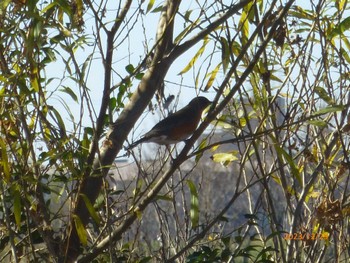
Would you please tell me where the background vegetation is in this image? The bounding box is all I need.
[1,0,350,262]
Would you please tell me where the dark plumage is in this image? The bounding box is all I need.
[128,96,211,149]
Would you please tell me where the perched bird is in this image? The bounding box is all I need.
[128,96,211,149]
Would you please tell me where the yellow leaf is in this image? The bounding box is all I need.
[135,209,143,220]
[231,41,241,57]
[211,145,220,152]
[271,174,282,185]
[204,63,221,91]
[211,151,238,166]
[239,7,249,46]
[146,0,155,13]
[179,37,209,74]
[73,215,87,246]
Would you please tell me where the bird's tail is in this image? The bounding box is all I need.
[126,137,146,150]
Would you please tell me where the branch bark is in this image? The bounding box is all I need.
[64,0,180,261]
[65,0,263,261]
[77,0,297,261]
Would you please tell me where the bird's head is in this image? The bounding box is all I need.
[189,96,212,111]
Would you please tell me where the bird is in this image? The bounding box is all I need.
[128,96,211,149]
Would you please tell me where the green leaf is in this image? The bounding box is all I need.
[195,138,208,163]
[109,94,118,109]
[81,53,93,83]
[231,41,241,57]
[289,6,314,21]
[307,120,328,127]
[151,5,163,13]
[336,0,347,11]
[314,86,334,105]
[73,215,87,246]
[0,137,10,182]
[155,194,173,202]
[135,72,144,80]
[75,0,83,21]
[0,0,11,16]
[117,84,127,107]
[184,10,193,20]
[0,88,6,97]
[340,47,350,64]
[269,73,283,83]
[49,106,67,137]
[174,19,199,44]
[80,194,100,225]
[271,136,302,186]
[329,16,350,39]
[81,129,90,157]
[84,127,94,136]
[56,0,73,17]
[220,37,230,73]
[30,74,40,92]
[60,86,78,102]
[221,236,231,247]
[313,105,344,115]
[125,64,135,74]
[186,180,199,228]
[13,186,22,228]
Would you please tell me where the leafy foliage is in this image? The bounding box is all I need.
[1,0,350,262]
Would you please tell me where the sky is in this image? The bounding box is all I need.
[39,0,344,158]
[42,0,221,156]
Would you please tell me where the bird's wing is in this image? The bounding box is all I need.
[150,106,191,134]
[127,115,181,148]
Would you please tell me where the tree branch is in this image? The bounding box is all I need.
[169,0,253,61]
[64,0,181,261]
